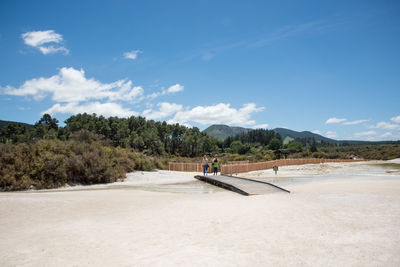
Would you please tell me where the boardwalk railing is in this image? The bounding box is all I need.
[226,160,249,165]
[168,158,362,175]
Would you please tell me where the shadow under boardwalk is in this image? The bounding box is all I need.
[194,175,290,196]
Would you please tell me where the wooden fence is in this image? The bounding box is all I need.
[168,158,362,175]
[226,160,249,165]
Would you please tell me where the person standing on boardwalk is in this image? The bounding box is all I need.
[202,155,209,176]
[212,154,220,175]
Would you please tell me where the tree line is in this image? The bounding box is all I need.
[0,115,296,159]
[223,129,283,154]
[0,113,221,157]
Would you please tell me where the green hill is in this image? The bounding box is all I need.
[273,128,336,144]
[203,124,251,141]
[0,120,33,130]
[203,124,335,143]
[203,124,398,145]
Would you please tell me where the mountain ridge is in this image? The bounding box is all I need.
[202,124,394,144]
[203,124,335,142]
[0,120,33,130]
[203,124,252,141]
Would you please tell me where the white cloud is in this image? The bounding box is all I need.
[39,46,69,55]
[123,50,142,60]
[391,115,400,123]
[142,102,183,120]
[43,102,137,117]
[145,84,184,100]
[166,84,184,93]
[22,30,62,47]
[343,119,368,125]
[252,123,269,129]
[1,67,192,121]
[380,132,393,138]
[21,30,69,55]
[354,131,377,137]
[325,131,337,138]
[312,130,322,135]
[169,103,264,126]
[325,117,346,124]
[372,122,400,130]
[2,67,143,103]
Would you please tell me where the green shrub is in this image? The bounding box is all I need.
[0,139,156,191]
[312,152,328,158]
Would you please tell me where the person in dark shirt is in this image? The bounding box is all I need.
[212,154,219,175]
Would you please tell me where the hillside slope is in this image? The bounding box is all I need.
[273,128,336,144]
[203,124,335,143]
[0,120,33,130]
[203,124,251,141]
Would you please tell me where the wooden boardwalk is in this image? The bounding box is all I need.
[194,175,290,196]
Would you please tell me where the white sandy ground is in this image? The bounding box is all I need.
[1,161,400,266]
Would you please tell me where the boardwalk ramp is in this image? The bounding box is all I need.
[194,175,290,196]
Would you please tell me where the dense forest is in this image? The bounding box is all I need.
[0,113,220,157]
[223,129,283,154]
[0,114,288,158]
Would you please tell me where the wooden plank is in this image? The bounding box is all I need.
[194,175,290,196]
[194,175,250,196]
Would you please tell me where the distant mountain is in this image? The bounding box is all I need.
[0,120,33,130]
[203,124,336,143]
[203,124,251,141]
[272,128,397,145]
[273,128,336,144]
[203,124,398,145]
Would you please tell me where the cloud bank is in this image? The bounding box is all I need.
[372,122,400,130]
[168,103,264,127]
[391,115,400,123]
[143,102,183,120]
[2,67,143,103]
[1,67,143,117]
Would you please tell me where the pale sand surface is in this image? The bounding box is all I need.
[1,161,400,266]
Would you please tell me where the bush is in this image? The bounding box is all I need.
[312,151,328,158]
[0,139,157,191]
[152,157,168,170]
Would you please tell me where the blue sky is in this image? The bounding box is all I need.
[1,0,399,141]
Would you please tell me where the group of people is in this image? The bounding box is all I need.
[201,154,219,176]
